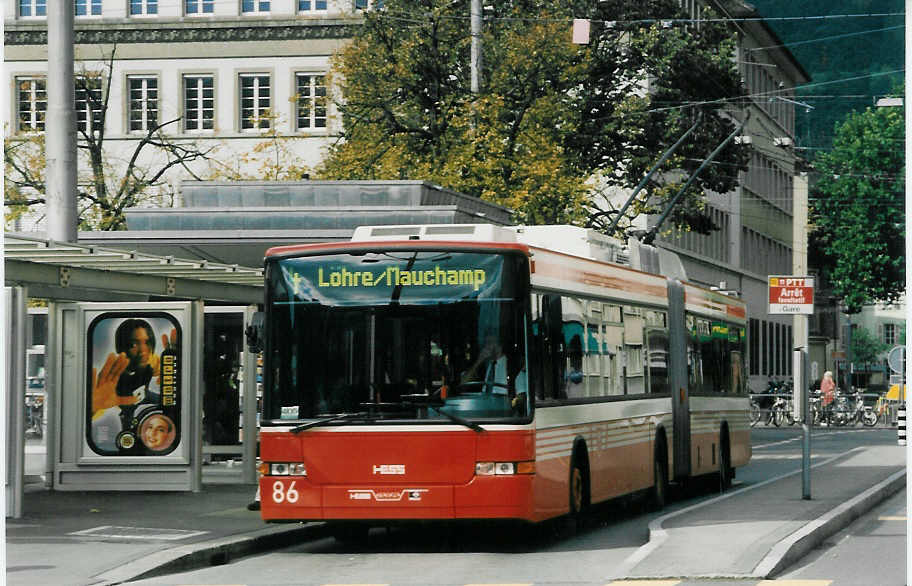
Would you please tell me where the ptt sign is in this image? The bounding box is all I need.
[768,276,815,314]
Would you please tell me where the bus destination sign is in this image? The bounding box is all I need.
[768,275,814,314]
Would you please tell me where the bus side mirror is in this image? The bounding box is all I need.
[245,311,265,353]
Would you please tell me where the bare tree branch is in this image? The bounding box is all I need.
[6,44,215,231]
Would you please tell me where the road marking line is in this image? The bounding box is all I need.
[756,580,833,586]
[465,584,532,586]
[607,581,681,585]
[878,515,907,521]
[754,437,803,449]
[67,525,209,541]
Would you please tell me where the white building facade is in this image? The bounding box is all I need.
[6,0,362,221]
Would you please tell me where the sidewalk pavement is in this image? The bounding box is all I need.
[6,442,906,586]
[621,441,906,579]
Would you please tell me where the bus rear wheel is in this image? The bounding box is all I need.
[568,453,589,526]
[719,433,732,491]
[650,448,668,510]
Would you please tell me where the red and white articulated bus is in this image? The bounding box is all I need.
[255,224,750,537]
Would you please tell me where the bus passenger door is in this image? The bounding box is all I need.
[667,280,690,479]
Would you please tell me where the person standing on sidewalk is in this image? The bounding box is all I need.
[820,370,836,423]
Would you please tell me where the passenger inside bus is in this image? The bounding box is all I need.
[462,333,509,393]
[564,335,585,399]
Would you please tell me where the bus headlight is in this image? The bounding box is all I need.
[475,461,535,476]
[262,462,307,476]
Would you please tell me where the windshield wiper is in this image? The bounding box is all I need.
[428,405,485,433]
[290,411,371,434]
[365,396,485,433]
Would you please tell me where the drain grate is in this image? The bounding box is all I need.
[68,525,208,541]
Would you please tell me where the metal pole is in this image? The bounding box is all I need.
[903,2,911,576]
[242,305,259,485]
[793,172,811,499]
[46,0,78,242]
[470,0,482,93]
[845,312,852,392]
[4,287,28,518]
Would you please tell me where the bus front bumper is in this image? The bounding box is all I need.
[259,474,535,522]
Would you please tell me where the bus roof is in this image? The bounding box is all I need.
[265,239,532,259]
[264,224,746,321]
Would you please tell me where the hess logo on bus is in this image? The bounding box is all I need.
[373,464,405,475]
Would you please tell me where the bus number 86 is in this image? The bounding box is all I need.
[272,480,299,503]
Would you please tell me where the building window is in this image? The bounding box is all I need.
[239,74,271,130]
[75,0,101,15]
[298,0,327,10]
[185,0,214,14]
[183,75,215,132]
[130,0,158,15]
[884,323,897,346]
[785,325,792,375]
[75,76,103,134]
[354,0,382,9]
[16,77,47,132]
[19,0,47,17]
[127,76,159,132]
[295,74,326,130]
[242,0,270,13]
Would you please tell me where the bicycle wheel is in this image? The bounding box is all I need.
[750,401,761,427]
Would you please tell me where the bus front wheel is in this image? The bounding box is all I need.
[330,523,370,545]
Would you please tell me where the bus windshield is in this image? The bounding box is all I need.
[263,250,532,424]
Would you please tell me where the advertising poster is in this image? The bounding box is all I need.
[86,313,181,456]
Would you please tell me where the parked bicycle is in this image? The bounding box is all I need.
[750,379,795,427]
[769,392,794,427]
[848,392,878,427]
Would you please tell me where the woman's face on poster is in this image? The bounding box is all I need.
[141,414,174,451]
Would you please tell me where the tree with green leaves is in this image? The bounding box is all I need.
[318,0,748,231]
[809,98,904,313]
[850,326,889,371]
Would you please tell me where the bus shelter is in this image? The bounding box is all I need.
[4,233,264,517]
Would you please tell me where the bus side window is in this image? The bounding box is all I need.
[558,296,584,400]
[623,306,646,395]
[688,337,704,394]
[729,326,745,394]
[530,294,545,400]
[533,293,564,400]
[647,328,669,394]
